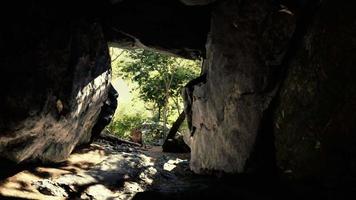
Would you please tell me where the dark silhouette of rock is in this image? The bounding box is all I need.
[189,0,297,174]
[90,84,118,142]
[0,6,111,162]
[103,0,211,59]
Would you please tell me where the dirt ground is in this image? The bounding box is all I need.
[0,139,197,200]
[1,139,353,200]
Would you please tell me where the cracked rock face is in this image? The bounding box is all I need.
[0,14,111,163]
[189,0,296,173]
[189,0,356,180]
[274,0,356,180]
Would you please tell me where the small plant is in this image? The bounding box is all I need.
[106,114,145,140]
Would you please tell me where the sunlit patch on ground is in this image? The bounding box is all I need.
[0,140,193,199]
[163,158,188,172]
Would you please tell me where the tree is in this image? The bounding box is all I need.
[119,49,200,137]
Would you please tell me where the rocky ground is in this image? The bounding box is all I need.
[0,138,210,200]
[0,138,354,200]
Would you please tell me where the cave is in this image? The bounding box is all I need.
[1,0,356,199]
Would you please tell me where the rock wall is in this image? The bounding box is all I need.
[103,0,211,59]
[0,0,209,164]
[90,84,119,142]
[274,0,356,180]
[0,0,210,164]
[189,0,296,173]
[189,0,356,181]
[0,3,111,163]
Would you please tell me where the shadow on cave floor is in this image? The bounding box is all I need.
[0,138,355,200]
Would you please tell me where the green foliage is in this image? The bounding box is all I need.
[107,47,201,142]
[140,122,167,144]
[120,49,200,121]
[106,114,145,139]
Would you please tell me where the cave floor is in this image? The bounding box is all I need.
[0,139,353,200]
[0,139,214,200]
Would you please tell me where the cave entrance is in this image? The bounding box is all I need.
[0,46,208,200]
[106,46,202,149]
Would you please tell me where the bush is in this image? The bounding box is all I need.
[106,114,145,140]
[140,122,168,145]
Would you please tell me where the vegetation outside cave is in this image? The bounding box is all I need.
[106,47,201,146]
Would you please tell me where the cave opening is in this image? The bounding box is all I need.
[1,0,356,199]
[105,46,202,149]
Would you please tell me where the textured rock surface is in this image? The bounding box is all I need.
[0,141,194,200]
[189,0,356,181]
[163,133,191,154]
[274,0,356,180]
[0,0,210,164]
[0,3,111,163]
[90,84,118,142]
[189,0,296,173]
[179,0,216,6]
[104,0,211,59]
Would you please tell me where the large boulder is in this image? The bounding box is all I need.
[0,3,111,163]
[90,84,119,142]
[274,0,356,180]
[188,0,356,183]
[189,0,296,174]
[103,0,211,59]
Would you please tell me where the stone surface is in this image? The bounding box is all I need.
[179,0,216,6]
[2,140,354,199]
[90,84,118,141]
[33,180,68,197]
[162,133,191,153]
[0,0,210,164]
[188,0,356,182]
[189,0,296,174]
[104,0,211,59]
[274,0,356,180]
[15,141,193,200]
[0,3,111,163]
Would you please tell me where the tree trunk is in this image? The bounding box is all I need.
[173,97,181,115]
[162,105,167,139]
[162,69,174,138]
[162,111,190,153]
[157,106,161,123]
[99,132,141,147]
[164,111,186,142]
